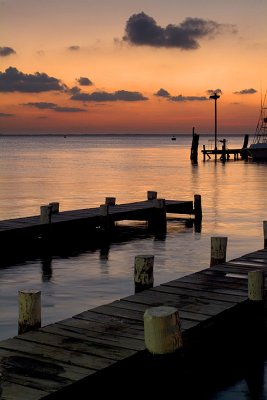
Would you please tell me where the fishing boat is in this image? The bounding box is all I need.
[248,92,267,161]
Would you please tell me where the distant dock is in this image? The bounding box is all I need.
[201,134,249,162]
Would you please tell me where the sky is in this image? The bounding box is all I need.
[1,0,267,135]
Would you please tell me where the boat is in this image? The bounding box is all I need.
[171,136,176,141]
[248,92,267,161]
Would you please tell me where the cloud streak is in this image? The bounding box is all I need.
[233,88,257,95]
[0,67,66,93]
[23,102,86,112]
[0,47,16,57]
[123,12,237,50]
[155,88,208,101]
[71,89,148,102]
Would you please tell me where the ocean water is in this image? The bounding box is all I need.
[0,133,266,343]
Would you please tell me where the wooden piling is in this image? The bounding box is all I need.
[210,236,228,267]
[248,270,264,302]
[105,197,116,206]
[194,194,202,222]
[40,205,52,224]
[18,290,41,334]
[147,191,157,200]
[263,221,267,248]
[134,255,154,293]
[49,202,59,213]
[144,306,183,354]
[190,127,199,163]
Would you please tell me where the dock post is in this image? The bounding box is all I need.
[247,270,265,353]
[40,204,52,224]
[190,127,199,164]
[18,290,41,334]
[105,197,116,206]
[144,306,183,354]
[194,194,202,222]
[153,198,167,236]
[210,237,228,266]
[147,191,157,200]
[263,221,267,248]
[134,255,154,293]
[49,202,59,214]
[248,270,264,302]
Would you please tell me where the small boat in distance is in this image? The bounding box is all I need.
[171,136,176,141]
[248,92,267,161]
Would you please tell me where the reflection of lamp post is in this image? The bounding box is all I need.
[209,93,220,161]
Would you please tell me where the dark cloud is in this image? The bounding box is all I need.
[233,88,257,95]
[154,88,170,97]
[123,12,237,50]
[0,112,14,117]
[77,77,93,86]
[0,67,66,93]
[68,45,80,51]
[155,88,208,102]
[23,102,86,112]
[170,95,208,102]
[0,47,16,57]
[71,89,148,102]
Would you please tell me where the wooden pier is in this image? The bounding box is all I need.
[0,245,267,399]
[201,135,249,161]
[0,193,202,264]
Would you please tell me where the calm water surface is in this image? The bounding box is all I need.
[0,134,266,343]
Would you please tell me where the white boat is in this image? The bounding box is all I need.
[248,92,267,161]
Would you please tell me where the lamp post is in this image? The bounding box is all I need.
[209,93,220,161]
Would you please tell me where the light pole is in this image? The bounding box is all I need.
[209,93,220,161]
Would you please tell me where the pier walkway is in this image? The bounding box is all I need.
[0,247,266,399]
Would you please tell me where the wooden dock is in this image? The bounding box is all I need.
[0,194,201,264]
[0,247,267,399]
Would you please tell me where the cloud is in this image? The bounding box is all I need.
[0,67,66,93]
[71,89,148,102]
[0,112,14,117]
[170,95,208,102]
[0,47,16,57]
[123,12,237,50]
[23,102,86,112]
[68,45,80,51]
[233,88,257,95]
[154,88,170,97]
[155,88,208,101]
[77,77,93,86]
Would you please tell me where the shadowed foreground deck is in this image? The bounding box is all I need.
[1,248,267,399]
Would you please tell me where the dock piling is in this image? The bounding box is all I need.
[40,204,52,224]
[105,197,116,206]
[18,290,41,334]
[144,306,183,354]
[134,255,154,293]
[263,221,267,248]
[210,237,228,267]
[248,270,264,302]
[49,202,59,214]
[147,191,157,200]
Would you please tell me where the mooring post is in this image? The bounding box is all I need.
[194,194,202,222]
[147,191,157,201]
[105,197,116,206]
[40,204,52,224]
[134,255,154,293]
[263,221,267,248]
[144,306,183,354]
[248,270,264,302]
[49,201,59,214]
[18,290,41,334]
[247,270,265,347]
[210,236,228,267]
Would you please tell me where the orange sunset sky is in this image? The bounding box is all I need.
[1,0,267,135]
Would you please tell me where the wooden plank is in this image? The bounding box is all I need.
[40,324,145,351]
[0,337,115,370]
[1,380,48,400]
